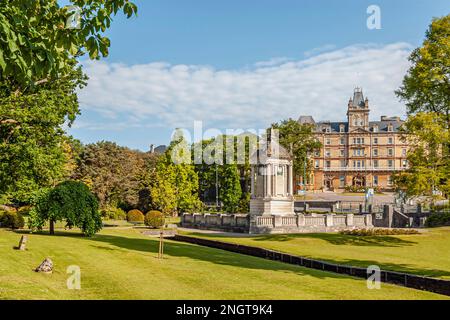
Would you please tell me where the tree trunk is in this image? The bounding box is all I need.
[49,220,55,235]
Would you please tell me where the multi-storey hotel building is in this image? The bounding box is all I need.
[298,88,408,191]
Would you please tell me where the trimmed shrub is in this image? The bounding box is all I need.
[127,209,144,223]
[0,211,25,229]
[340,228,419,236]
[100,207,126,220]
[144,210,165,228]
[425,212,450,227]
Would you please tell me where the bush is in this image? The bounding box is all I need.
[100,207,126,220]
[425,212,450,227]
[127,209,144,223]
[340,228,419,236]
[144,210,165,228]
[0,211,25,229]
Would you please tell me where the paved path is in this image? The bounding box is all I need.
[301,191,395,203]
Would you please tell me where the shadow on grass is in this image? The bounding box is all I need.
[13,229,450,280]
[186,232,417,247]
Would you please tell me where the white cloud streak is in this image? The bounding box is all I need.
[77,42,413,132]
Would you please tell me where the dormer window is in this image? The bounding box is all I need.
[339,124,345,133]
[372,125,378,132]
[387,124,393,132]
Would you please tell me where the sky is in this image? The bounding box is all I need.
[67,0,450,151]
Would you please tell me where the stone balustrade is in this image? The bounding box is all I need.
[181,212,373,234]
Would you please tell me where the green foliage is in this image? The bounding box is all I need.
[340,229,420,236]
[396,15,450,117]
[74,141,157,210]
[220,164,242,213]
[0,0,137,88]
[271,119,322,178]
[0,210,25,229]
[151,133,202,215]
[28,181,101,236]
[127,209,144,223]
[393,112,449,199]
[425,212,450,227]
[144,210,165,228]
[100,206,126,220]
[237,192,250,213]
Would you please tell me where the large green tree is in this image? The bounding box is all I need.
[151,136,202,216]
[394,15,450,200]
[0,1,137,203]
[73,141,157,211]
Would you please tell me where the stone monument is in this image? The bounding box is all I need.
[249,129,295,216]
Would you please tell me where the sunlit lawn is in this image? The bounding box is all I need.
[181,227,450,280]
[0,227,447,300]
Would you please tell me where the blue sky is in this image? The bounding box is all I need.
[68,0,450,150]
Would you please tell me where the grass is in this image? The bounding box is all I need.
[0,228,447,299]
[181,227,450,280]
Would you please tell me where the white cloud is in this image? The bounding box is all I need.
[78,42,413,132]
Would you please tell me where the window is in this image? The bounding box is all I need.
[373,137,378,144]
[373,126,378,133]
[324,127,331,133]
[388,160,393,168]
[340,149,345,157]
[373,148,378,156]
[277,166,284,176]
[340,125,345,133]
[388,137,393,144]
[402,148,407,157]
[325,149,331,157]
[373,176,378,186]
[388,176,393,186]
[353,148,364,156]
[339,176,345,188]
[340,160,346,168]
[325,161,331,168]
[388,125,393,132]
[402,160,408,168]
[340,137,345,145]
[353,137,364,145]
[326,138,331,145]
[314,150,320,157]
[388,148,393,156]
[373,160,379,168]
[314,160,320,168]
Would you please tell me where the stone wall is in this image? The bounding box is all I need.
[181,212,373,234]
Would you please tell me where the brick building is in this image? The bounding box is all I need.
[298,88,408,192]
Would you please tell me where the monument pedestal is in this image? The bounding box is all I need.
[250,198,295,216]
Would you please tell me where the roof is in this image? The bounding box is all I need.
[351,88,365,108]
[297,115,315,125]
[314,120,403,133]
[250,132,292,163]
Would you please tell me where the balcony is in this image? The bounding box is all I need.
[319,166,405,172]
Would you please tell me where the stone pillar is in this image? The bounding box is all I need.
[325,214,334,227]
[250,167,255,197]
[304,203,309,213]
[346,213,354,226]
[368,204,373,214]
[297,213,305,226]
[364,214,372,226]
[383,205,393,228]
[273,215,282,228]
[330,203,336,213]
[267,164,272,196]
[273,165,277,196]
[289,164,294,195]
[359,203,363,213]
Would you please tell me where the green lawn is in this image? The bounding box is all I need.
[0,227,447,300]
[181,227,450,280]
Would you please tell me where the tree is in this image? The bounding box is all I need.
[395,15,450,119]
[151,135,202,216]
[219,164,242,213]
[271,119,321,182]
[393,113,450,200]
[0,1,137,203]
[73,141,157,211]
[394,15,450,200]
[28,180,101,236]
[0,0,137,90]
